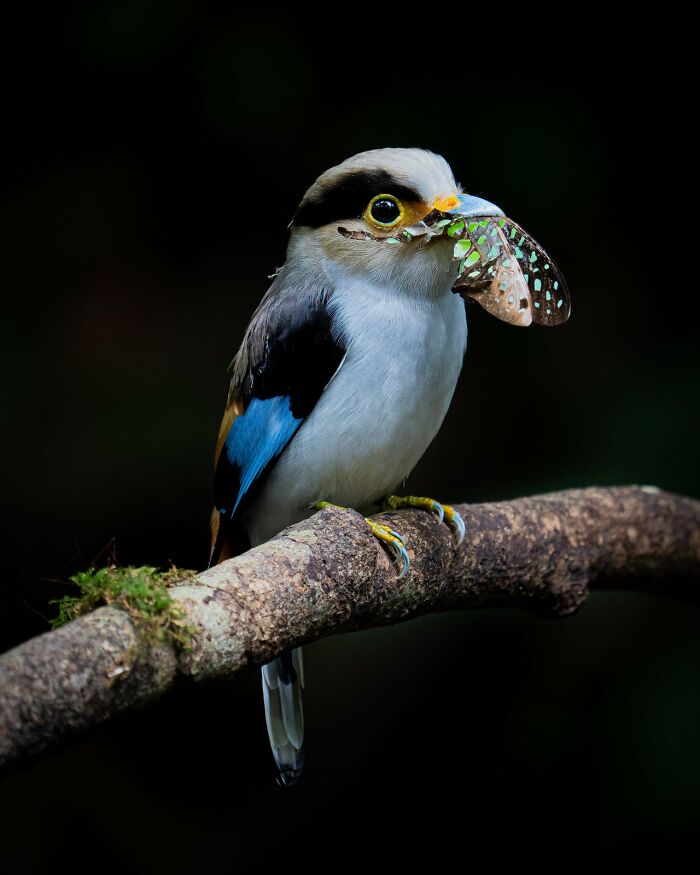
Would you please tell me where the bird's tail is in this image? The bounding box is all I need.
[261,648,305,785]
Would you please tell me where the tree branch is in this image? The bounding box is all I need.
[1,486,698,775]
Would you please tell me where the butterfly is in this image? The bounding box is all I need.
[447,216,570,327]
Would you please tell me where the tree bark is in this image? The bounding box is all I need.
[1,486,698,775]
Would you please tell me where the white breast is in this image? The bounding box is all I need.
[246,279,467,546]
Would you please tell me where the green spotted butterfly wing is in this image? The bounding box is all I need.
[451,217,570,327]
[501,218,570,326]
[451,218,532,326]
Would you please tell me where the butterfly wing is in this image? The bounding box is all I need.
[502,218,571,326]
[452,219,533,326]
[451,217,570,327]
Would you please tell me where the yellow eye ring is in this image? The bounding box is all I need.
[364,194,404,229]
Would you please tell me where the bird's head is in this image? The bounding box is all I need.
[288,148,570,326]
[289,148,493,298]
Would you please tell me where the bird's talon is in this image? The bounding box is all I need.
[430,500,445,524]
[365,518,411,577]
[383,494,465,544]
[384,535,410,578]
[394,541,410,578]
[443,505,466,544]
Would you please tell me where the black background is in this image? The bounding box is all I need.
[1,6,699,872]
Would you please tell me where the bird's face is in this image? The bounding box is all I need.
[288,148,570,326]
[290,148,500,299]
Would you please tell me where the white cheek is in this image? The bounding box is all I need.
[322,232,457,300]
[397,241,459,294]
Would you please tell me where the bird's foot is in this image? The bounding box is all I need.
[312,501,410,578]
[381,494,466,544]
[364,518,410,578]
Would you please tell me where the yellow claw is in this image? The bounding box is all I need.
[312,501,410,577]
[382,494,465,545]
[365,519,410,578]
[440,503,466,544]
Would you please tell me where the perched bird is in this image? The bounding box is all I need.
[209,148,569,785]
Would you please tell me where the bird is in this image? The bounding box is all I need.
[209,147,570,785]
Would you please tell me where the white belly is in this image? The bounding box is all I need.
[246,284,467,546]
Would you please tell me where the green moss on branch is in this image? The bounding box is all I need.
[51,565,197,649]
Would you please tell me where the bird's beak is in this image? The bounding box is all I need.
[434,193,505,219]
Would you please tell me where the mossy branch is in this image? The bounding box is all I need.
[51,565,198,650]
[1,486,699,776]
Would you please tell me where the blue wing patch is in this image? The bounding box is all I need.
[211,291,345,563]
[216,396,302,517]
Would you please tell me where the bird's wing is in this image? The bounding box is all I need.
[210,283,345,563]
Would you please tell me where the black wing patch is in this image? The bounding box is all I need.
[213,291,345,557]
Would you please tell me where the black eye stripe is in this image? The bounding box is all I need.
[293,169,421,228]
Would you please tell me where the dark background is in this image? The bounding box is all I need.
[1,5,698,872]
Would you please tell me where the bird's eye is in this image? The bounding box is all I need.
[365,194,404,228]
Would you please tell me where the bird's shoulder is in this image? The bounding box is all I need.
[230,275,344,411]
